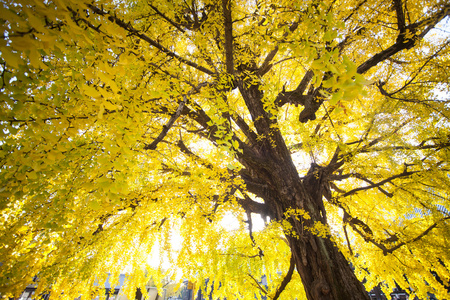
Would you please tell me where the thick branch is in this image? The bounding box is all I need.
[350,115,450,154]
[358,141,450,153]
[351,173,394,198]
[87,4,214,75]
[237,192,271,219]
[272,254,296,300]
[333,178,450,256]
[357,3,450,74]
[343,225,354,256]
[257,46,279,76]
[295,70,315,97]
[85,196,146,240]
[144,96,187,150]
[392,0,406,34]
[222,0,234,74]
[247,273,268,295]
[275,70,314,107]
[343,0,368,23]
[244,210,264,257]
[257,14,302,76]
[274,70,318,122]
[349,213,450,255]
[343,210,374,238]
[176,139,215,170]
[206,186,238,221]
[179,98,269,169]
[275,91,314,108]
[340,204,396,255]
[148,4,186,33]
[179,102,220,142]
[378,40,450,96]
[386,216,450,253]
[236,80,274,136]
[231,114,258,144]
[341,170,416,198]
[357,39,415,74]
[346,119,412,154]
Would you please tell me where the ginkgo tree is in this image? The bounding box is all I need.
[1,0,449,299]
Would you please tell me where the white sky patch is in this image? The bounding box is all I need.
[219,211,266,232]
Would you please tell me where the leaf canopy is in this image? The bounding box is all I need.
[0,0,449,299]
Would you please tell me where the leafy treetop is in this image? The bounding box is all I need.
[0,0,449,299]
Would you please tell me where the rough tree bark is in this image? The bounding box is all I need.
[236,81,370,300]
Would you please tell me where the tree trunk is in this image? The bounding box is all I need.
[271,168,370,300]
[286,228,370,300]
[241,150,369,299]
[241,154,370,299]
[237,82,370,300]
[275,168,370,300]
